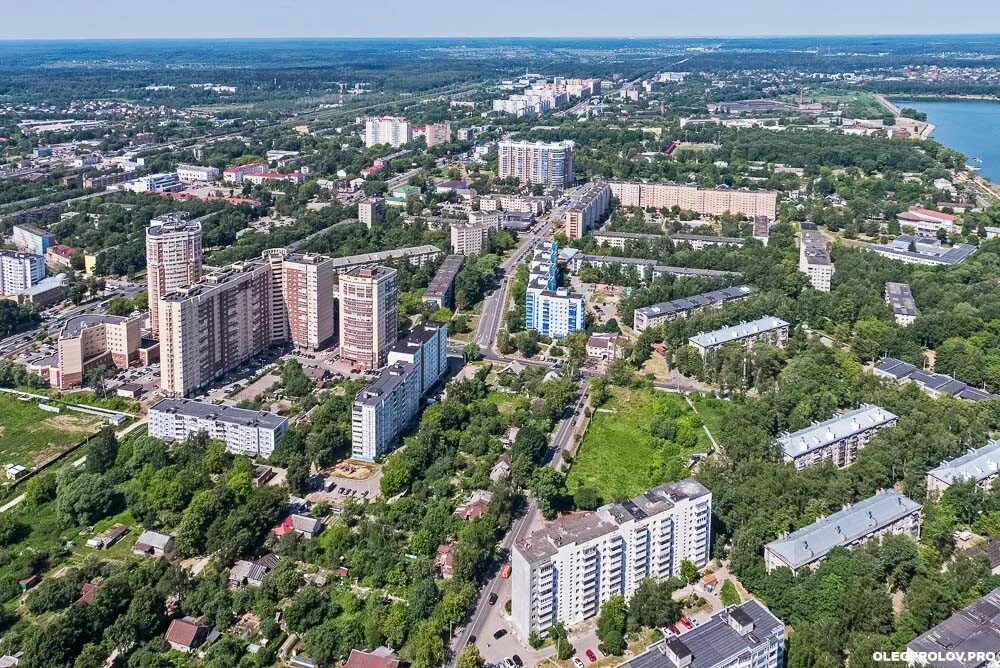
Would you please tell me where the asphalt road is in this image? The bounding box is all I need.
[450,378,589,661]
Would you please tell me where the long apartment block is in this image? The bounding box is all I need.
[621,600,785,668]
[511,480,711,639]
[688,316,789,358]
[351,362,421,461]
[799,223,833,292]
[149,398,287,459]
[633,285,753,332]
[609,181,778,219]
[778,404,898,470]
[564,180,611,240]
[764,490,922,573]
[926,440,1000,497]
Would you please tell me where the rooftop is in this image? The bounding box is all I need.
[886,282,919,317]
[150,398,287,431]
[671,233,745,245]
[927,440,1000,487]
[907,587,1000,668]
[60,313,134,339]
[765,490,921,570]
[621,600,784,668]
[874,357,1000,401]
[636,285,753,320]
[355,363,417,406]
[424,255,465,299]
[865,235,978,265]
[778,404,897,459]
[689,316,789,349]
[515,480,709,565]
[328,245,441,271]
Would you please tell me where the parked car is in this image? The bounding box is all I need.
[573,658,585,668]
[468,635,476,646]
[511,655,523,667]
[503,658,516,668]
[586,649,597,663]
[488,592,498,605]
[493,629,507,640]
[680,616,694,629]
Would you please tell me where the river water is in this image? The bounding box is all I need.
[894,98,1000,182]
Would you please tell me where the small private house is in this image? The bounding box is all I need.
[133,530,175,558]
[86,523,128,549]
[164,616,207,653]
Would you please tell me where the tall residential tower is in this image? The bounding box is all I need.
[338,266,398,370]
[146,213,203,337]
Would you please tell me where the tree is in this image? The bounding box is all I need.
[573,486,601,511]
[407,620,446,668]
[462,342,482,362]
[529,468,566,520]
[85,426,119,474]
[456,644,486,668]
[281,359,313,397]
[628,578,681,631]
[56,471,116,526]
[680,559,699,585]
[512,424,548,466]
[596,596,628,655]
[286,454,311,495]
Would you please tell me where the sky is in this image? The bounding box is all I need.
[3,0,1000,40]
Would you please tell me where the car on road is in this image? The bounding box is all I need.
[468,635,476,646]
[493,629,506,640]
[586,649,597,663]
[573,658,585,668]
[488,592,498,605]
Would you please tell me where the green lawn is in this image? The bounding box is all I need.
[0,394,103,470]
[566,388,709,503]
[689,395,731,444]
[486,391,528,416]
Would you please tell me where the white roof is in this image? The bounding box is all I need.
[778,404,897,458]
[689,316,788,348]
[928,440,1000,486]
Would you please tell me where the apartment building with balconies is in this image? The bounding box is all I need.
[778,404,898,470]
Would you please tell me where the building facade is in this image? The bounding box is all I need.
[926,440,1000,497]
[158,261,274,397]
[497,140,575,188]
[149,398,287,458]
[688,316,789,358]
[620,600,785,668]
[511,480,712,639]
[358,198,386,229]
[609,181,778,219]
[386,321,448,396]
[55,314,142,389]
[799,223,834,292]
[450,214,500,255]
[423,121,452,147]
[778,404,898,470]
[0,250,45,295]
[351,362,421,460]
[764,490,922,573]
[280,253,335,351]
[364,116,412,148]
[176,164,220,182]
[525,244,584,339]
[338,266,398,370]
[564,180,611,240]
[11,224,55,256]
[146,214,203,337]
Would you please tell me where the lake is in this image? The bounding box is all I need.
[894,98,1000,182]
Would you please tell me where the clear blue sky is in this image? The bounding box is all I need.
[4,0,1000,39]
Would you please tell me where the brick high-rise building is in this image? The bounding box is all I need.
[146,213,202,337]
[281,253,335,351]
[424,121,452,147]
[338,266,398,370]
[364,116,412,148]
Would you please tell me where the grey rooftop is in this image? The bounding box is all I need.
[150,398,287,430]
[765,490,921,571]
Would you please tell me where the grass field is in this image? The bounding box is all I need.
[566,388,710,503]
[0,394,103,469]
[689,395,731,444]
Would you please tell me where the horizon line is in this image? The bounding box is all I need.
[2,31,1000,42]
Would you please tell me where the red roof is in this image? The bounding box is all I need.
[165,618,204,649]
[78,582,98,604]
[907,206,956,222]
[47,244,78,259]
[344,649,402,668]
[272,515,295,537]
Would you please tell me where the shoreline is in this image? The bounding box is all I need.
[887,94,1000,103]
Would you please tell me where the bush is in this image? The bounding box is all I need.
[720,580,741,607]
